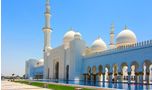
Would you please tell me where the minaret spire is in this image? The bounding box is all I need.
[109,23,115,49]
[45,0,51,28]
[43,0,52,52]
[110,23,114,34]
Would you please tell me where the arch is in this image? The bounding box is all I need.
[55,62,59,79]
[98,65,103,81]
[149,64,152,83]
[92,66,97,82]
[105,64,110,70]
[87,66,91,74]
[131,61,139,71]
[121,62,128,81]
[143,63,146,81]
[143,60,152,84]
[130,61,139,81]
[98,65,103,73]
[105,64,110,81]
[47,68,50,79]
[66,65,69,80]
[92,66,96,74]
[87,66,91,81]
[121,62,128,69]
[144,60,151,69]
[113,64,118,74]
[112,64,118,82]
[130,65,135,81]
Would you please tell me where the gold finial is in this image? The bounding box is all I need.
[124,25,128,30]
[69,27,74,31]
[46,0,50,4]
[110,23,114,34]
[97,36,100,39]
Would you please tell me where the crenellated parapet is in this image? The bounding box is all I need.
[84,39,152,59]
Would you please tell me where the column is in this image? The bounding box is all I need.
[118,66,122,83]
[146,70,150,84]
[114,73,117,83]
[102,73,105,87]
[128,66,131,84]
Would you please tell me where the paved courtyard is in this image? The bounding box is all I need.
[1,81,51,90]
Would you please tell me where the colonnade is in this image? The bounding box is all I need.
[83,60,152,84]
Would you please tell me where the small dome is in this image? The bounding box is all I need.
[74,32,82,39]
[63,29,76,49]
[64,30,75,39]
[116,27,137,48]
[38,59,44,62]
[63,30,75,42]
[91,37,107,52]
[75,32,81,36]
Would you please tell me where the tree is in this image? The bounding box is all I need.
[12,74,15,81]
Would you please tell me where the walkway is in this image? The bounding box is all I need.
[1,81,51,90]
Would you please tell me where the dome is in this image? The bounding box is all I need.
[74,32,82,39]
[36,59,44,67]
[116,28,137,48]
[91,37,107,52]
[75,32,81,36]
[63,30,76,49]
[63,30,76,43]
[38,59,44,62]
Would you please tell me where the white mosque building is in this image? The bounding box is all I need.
[25,0,152,84]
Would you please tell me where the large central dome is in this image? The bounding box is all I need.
[91,37,107,53]
[116,28,137,48]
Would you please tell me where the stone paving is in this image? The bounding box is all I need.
[1,81,51,90]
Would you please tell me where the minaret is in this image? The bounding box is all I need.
[109,23,115,49]
[43,0,52,52]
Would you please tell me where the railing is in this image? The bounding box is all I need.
[84,39,152,59]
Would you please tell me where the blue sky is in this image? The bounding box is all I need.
[2,0,152,76]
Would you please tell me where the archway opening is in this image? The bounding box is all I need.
[149,64,152,83]
[98,65,103,81]
[55,62,59,79]
[143,60,151,84]
[143,64,146,81]
[121,63,128,82]
[112,64,118,82]
[105,64,110,81]
[48,68,50,79]
[87,66,91,81]
[131,65,135,81]
[92,66,96,82]
[66,65,69,80]
[130,61,139,82]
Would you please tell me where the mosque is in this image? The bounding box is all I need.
[25,0,152,84]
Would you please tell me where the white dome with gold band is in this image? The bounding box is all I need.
[91,37,107,52]
[64,30,76,43]
[116,27,137,48]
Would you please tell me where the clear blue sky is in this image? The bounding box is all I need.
[2,0,152,76]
